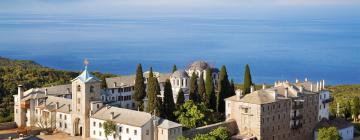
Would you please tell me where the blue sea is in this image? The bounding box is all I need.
[0,5,359,85]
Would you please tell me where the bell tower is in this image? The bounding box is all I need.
[71,59,101,138]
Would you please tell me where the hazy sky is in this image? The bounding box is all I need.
[1,0,359,17]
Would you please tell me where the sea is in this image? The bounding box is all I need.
[0,6,359,85]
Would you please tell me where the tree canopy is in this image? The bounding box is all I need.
[163,79,176,121]
[198,72,206,102]
[317,127,341,140]
[172,64,177,73]
[217,65,231,112]
[176,89,185,107]
[243,64,253,94]
[189,72,199,102]
[205,67,216,110]
[133,63,146,110]
[174,100,213,128]
[146,68,161,116]
[103,120,116,140]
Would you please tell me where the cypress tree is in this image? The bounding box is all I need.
[146,67,160,115]
[243,64,253,94]
[216,65,230,112]
[163,79,176,120]
[133,64,146,110]
[189,72,198,102]
[198,72,206,102]
[172,64,177,73]
[230,79,236,96]
[176,89,185,107]
[205,67,216,110]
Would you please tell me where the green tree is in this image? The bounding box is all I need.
[243,64,253,94]
[205,67,216,110]
[172,64,177,73]
[146,67,160,116]
[189,72,199,102]
[133,64,146,110]
[198,72,206,102]
[103,120,116,140]
[176,89,185,107]
[209,127,231,140]
[217,65,230,112]
[174,100,213,128]
[351,97,360,122]
[317,127,341,140]
[193,134,216,140]
[230,79,236,96]
[176,136,190,140]
[163,79,176,120]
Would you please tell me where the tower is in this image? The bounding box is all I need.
[71,59,101,138]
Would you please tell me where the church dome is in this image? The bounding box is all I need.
[188,61,210,71]
[171,70,189,78]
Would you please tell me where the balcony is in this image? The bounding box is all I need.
[20,101,30,109]
[322,97,334,104]
[291,123,303,129]
[292,103,303,110]
[291,114,303,120]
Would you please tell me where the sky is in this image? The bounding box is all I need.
[1,0,360,17]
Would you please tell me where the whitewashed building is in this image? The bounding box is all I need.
[13,62,182,140]
[314,118,354,140]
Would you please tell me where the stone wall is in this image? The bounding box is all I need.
[0,122,17,130]
[183,119,238,138]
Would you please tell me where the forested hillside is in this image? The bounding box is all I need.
[0,57,115,123]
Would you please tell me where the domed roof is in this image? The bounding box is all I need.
[171,70,189,78]
[188,61,210,71]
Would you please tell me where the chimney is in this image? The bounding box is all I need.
[235,89,242,99]
[262,84,266,90]
[319,81,323,91]
[45,88,48,96]
[322,80,325,89]
[305,77,308,82]
[68,104,71,112]
[18,85,24,99]
[250,85,255,93]
[114,82,117,87]
[316,81,320,91]
[295,78,299,83]
[299,86,303,93]
[274,81,277,87]
[111,112,115,120]
[56,102,59,109]
[285,87,289,98]
[310,84,313,92]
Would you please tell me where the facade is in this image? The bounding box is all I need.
[225,78,331,140]
[13,64,181,140]
[105,61,219,104]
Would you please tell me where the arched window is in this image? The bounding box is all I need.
[90,85,94,93]
[77,85,81,92]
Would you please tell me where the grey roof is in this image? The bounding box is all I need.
[106,75,136,88]
[315,118,353,131]
[91,106,153,127]
[106,73,171,88]
[40,84,72,96]
[171,70,189,78]
[156,117,182,129]
[188,61,210,71]
[36,96,72,114]
[225,90,283,104]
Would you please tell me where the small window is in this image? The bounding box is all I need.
[78,98,81,104]
[77,85,81,92]
[126,128,129,134]
[99,131,102,136]
[99,122,102,128]
[60,114,62,119]
[97,104,99,109]
[59,122,62,128]
[64,123,67,128]
[90,85,95,93]
[134,130,137,135]
[146,130,149,135]
[93,121,96,127]
[64,115,67,120]
[119,127,122,133]
[93,130,96,135]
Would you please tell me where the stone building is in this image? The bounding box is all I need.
[13,62,181,140]
[225,79,331,140]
